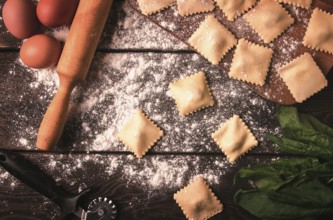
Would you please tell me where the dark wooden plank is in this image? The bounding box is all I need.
[0,1,332,220]
[128,0,333,105]
[1,52,280,153]
[0,153,282,219]
[0,0,188,51]
[1,51,333,153]
[2,153,331,220]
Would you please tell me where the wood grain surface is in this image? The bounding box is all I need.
[129,0,333,105]
[0,153,269,220]
[0,0,333,219]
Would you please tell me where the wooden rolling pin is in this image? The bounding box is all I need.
[36,0,113,150]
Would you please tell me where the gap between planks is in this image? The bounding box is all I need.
[0,47,195,53]
[4,149,298,158]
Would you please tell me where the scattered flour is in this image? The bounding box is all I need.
[50,26,70,42]
[272,35,301,70]
[18,138,28,146]
[109,1,187,49]
[0,151,243,220]
[16,51,279,152]
[4,0,318,199]
[0,1,313,218]
[6,0,301,153]
[0,153,232,193]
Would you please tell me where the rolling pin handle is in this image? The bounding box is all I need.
[36,77,75,150]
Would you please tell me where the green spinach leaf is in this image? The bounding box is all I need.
[234,107,333,220]
[235,179,333,220]
[234,158,320,190]
[266,134,333,160]
[271,106,333,160]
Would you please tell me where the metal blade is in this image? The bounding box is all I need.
[72,206,87,220]
[86,197,117,220]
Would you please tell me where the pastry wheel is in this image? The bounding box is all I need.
[0,149,117,220]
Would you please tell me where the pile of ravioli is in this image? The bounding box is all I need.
[117,0,333,219]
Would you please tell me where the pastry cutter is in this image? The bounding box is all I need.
[0,149,117,220]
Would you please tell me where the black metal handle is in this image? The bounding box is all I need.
[0,149,70,205]
[0,149,92,219]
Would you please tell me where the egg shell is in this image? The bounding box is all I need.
[37,0,80,28]
[2,0,40,39]
[20,34,62,69]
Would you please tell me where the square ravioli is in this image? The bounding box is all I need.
[117,109,163,158]
[303,8,333,54]
[277,0,312,9]
[188,15,237,65]
[138,0,176,15]
[177,0,215,16]
[244,0,294,43]
[229,38,273,86]
[214,0,257,21]
[174,177,223,220]
[212,115,258,163]
[278,53,328,103]
[169,71,214,116]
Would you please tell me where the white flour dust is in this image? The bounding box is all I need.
[110,1,187,49]
[14,36,279,152]
[1,0,290,196]
[0,1,320,219]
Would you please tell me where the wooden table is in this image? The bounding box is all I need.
[0,0,333,219]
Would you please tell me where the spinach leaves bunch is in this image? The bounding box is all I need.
[234,106,333,220]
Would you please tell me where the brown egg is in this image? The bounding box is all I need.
[2,0,40,39]
[37,0,80,28]
[20,34,62,69]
